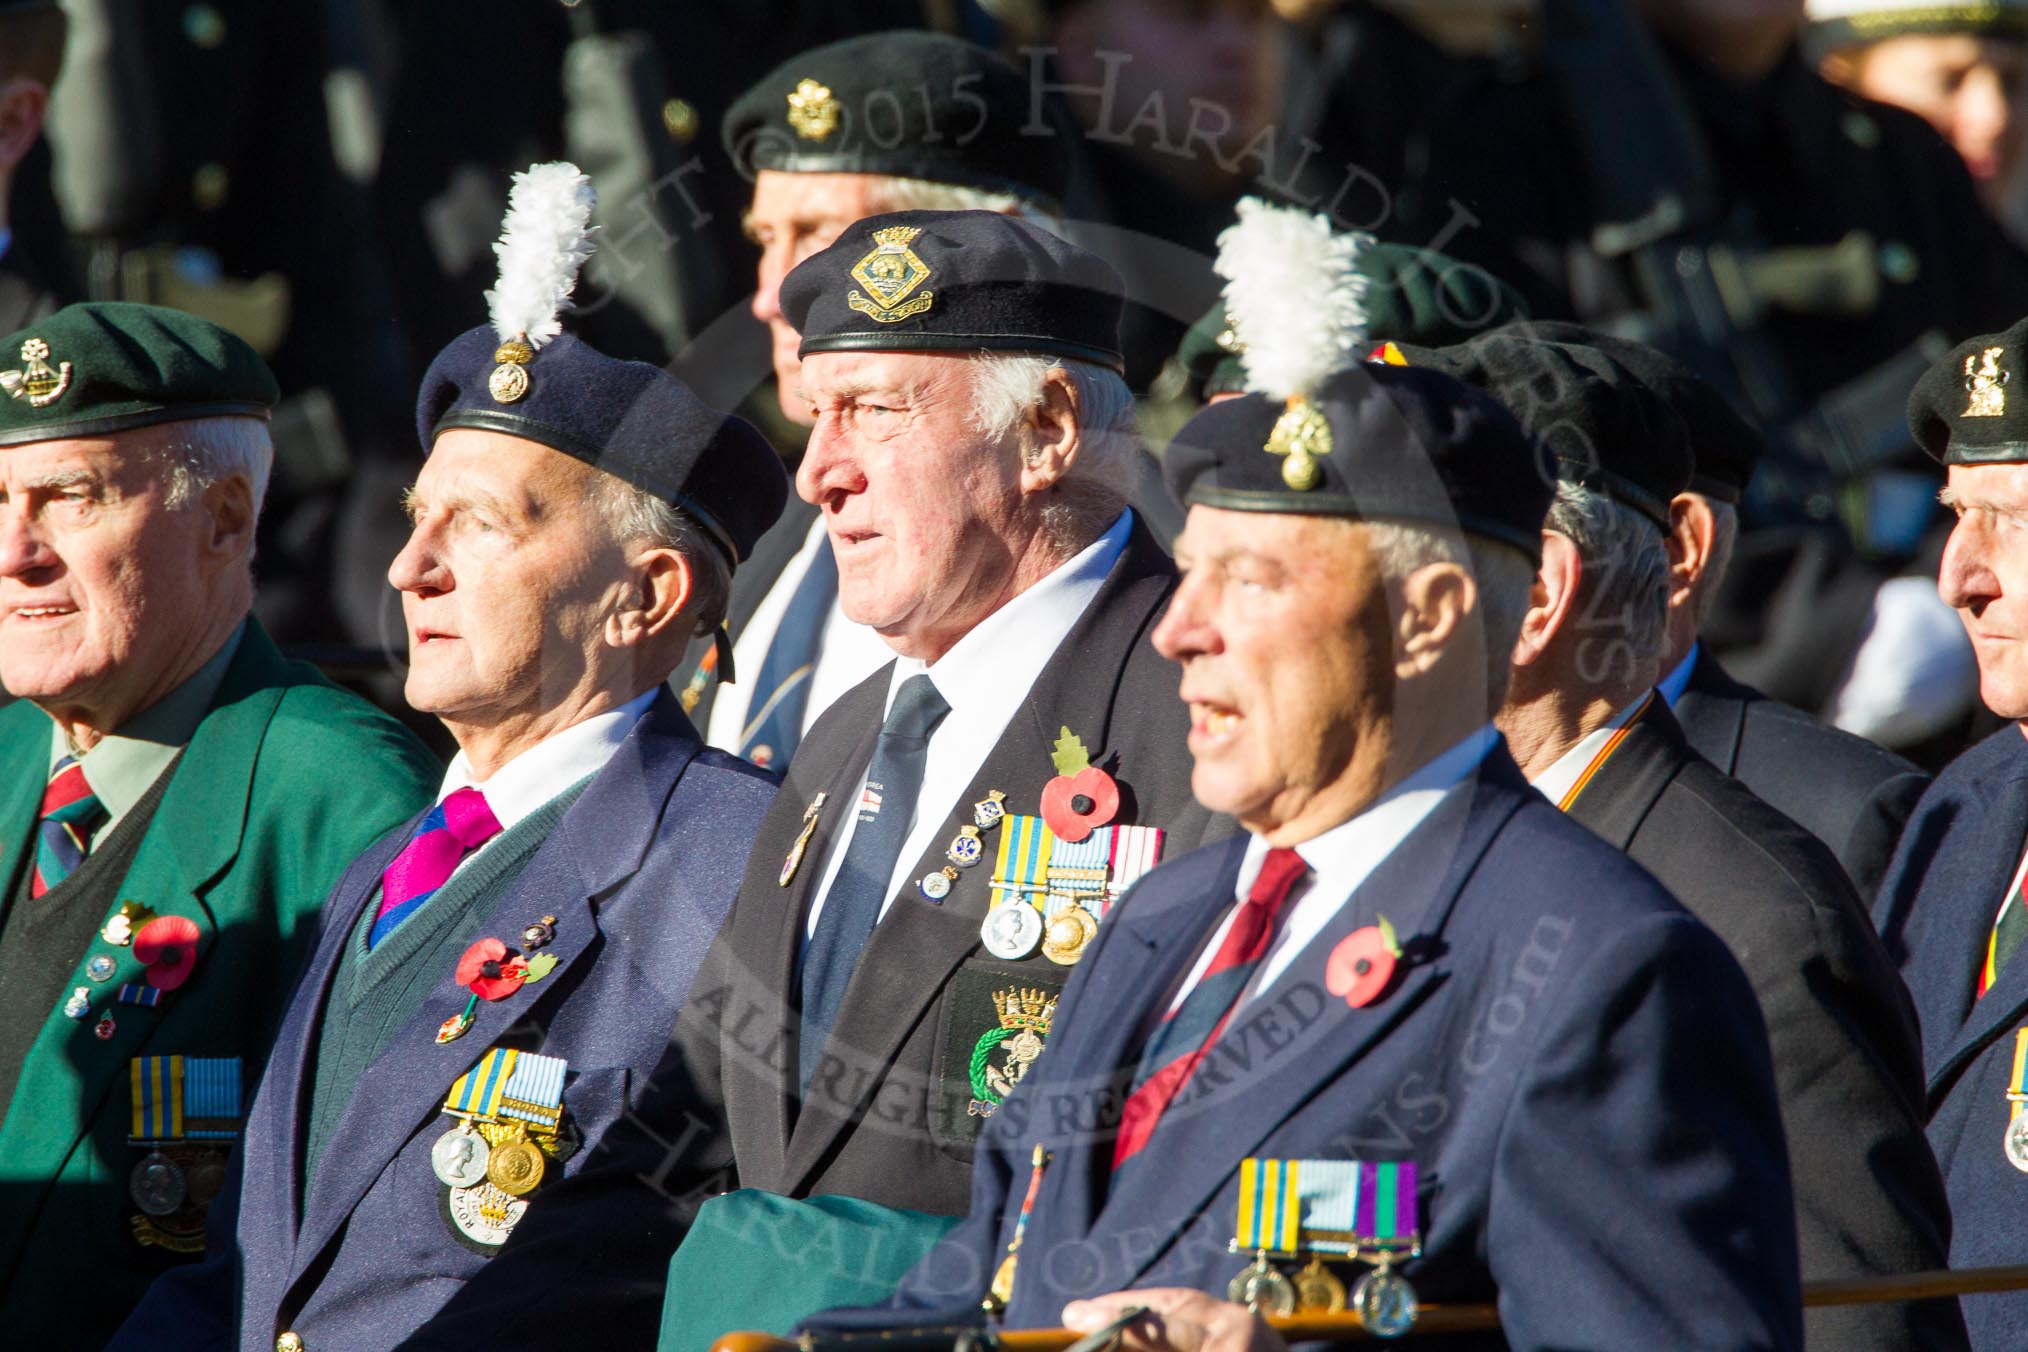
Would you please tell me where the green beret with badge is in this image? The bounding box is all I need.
[1909,314,2028,463]
[0,301,277,446]
[1177,201,1532,400]
[723,30,1070,209]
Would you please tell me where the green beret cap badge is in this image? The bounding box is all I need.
[786,77,840,142]
[1965,345,2009,419]
[1,336,72,408]
[847,225,936,324]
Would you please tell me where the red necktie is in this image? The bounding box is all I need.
[1113,847,1309,1169]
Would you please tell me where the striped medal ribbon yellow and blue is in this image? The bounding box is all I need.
[992,814,1056,913]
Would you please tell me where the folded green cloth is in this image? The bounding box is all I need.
[658,1190,961,1352]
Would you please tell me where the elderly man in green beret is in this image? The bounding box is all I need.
[0,302,438,1344]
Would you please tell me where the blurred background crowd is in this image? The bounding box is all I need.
[8,0,2027,764]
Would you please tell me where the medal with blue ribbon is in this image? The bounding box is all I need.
[1229,1158,1422,1333]
[981,814,1054,959]
[127,1056,242,1252]
[436,1047,572,1251]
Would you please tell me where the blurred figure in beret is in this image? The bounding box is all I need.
[1811,0,2028,221]
[1419,325,1960,1352]
[695,31,1084,772]
[114,164,788,1351]
[1878,314,2028,1349]
[804,313,1798,1351]
[0,300,438,1345]
[642,208,1233,1342]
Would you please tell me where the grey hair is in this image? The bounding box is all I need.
[1690,498,1739,631]
[966,351,1140,555]
[596,477,735,643]
[154,417,274,514]
[1363,519,1536,706]
[860,176,1064,233]
[1545,481,1672,678]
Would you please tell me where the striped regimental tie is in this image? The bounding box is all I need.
[1979,844,2028,998]
[33,756,108,898]
[1113,846,1310,1170]
[368,787,503,949]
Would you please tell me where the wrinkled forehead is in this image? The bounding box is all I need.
[416,426,603,511]
[1946,459,2028,513]
[0,431,161,490]
[745,169,885,231]
[797,348,969,403]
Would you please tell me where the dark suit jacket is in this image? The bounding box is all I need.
[812,748,1803,1349]
[1568,702,1960,1351]
[1875,726,2028,1350]
[663,521,1231,1219]
[110,694,778,1352]
[1674,648,1929,905]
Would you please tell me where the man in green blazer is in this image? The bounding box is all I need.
[0,303,439,1344]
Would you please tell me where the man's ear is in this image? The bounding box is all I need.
[1018,368,1083,496]
[1511,531,1582,668]
[199,474,257,569]
[609,545,695,648]
[1394,561,1476,681]
[0,79,47,177]
[1664,493,1716,612]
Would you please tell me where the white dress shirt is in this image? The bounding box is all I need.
[802,510,1135,943]
[436,686,657,875]
[705,515,895,754]
[1164,725,1500,1015]
[1528,692,1650,809]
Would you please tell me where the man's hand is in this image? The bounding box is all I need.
[1061,1289,1288,1352]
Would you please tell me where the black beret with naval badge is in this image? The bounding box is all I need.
[782,208,1125,371]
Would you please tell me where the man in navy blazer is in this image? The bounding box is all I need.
[1876,316,2028,1350]
[111,165,790,1351]
[809,362,1802,1348]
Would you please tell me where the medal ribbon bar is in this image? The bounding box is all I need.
[130,1056,184,1142]
[497,1051,567,1131]
[444,1047,520,1119]
[992,814,1056,910]
[1234,1158,1421,1259]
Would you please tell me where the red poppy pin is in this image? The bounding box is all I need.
[1039,727,1120,843]
[439,920,560,1044]
[132,915,201,991]
[1327,916,1403,1009]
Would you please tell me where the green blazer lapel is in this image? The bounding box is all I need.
[0,621,294,1263]
[0,701,46,901]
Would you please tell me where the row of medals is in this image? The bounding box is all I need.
[431,1114,559,1245]
[922,792,1098,966]
[1230,1251,1419,1339]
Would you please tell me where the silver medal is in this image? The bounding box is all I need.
[979,899,1043,960]
[2006,1110,2028,1174]
[446,1180,528,1248]
[1351,1266,1419,1339]
[129,1151,187,1216]
[432,1123,491,1188]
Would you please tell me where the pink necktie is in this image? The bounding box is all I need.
[368,787,503,948]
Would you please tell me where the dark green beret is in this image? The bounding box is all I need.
[784,209,1124,370]
[1177,244,1532,398]
[0,302,276,448]
[1399,326,1694,530]
[1909,316,2028,464]
[724,31,1069,210]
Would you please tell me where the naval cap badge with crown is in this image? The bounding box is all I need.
[481,162,597,405]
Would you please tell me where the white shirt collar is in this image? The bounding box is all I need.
[439,687,658,831]
[1657,642,1699,708]
[883,509,1133,716]
[1529,691,1652,809]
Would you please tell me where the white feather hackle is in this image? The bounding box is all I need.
[486,162,597,347]
[1215,197,1374,400]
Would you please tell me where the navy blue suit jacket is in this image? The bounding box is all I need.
[1875,725,2028,1349]
[811,749,1804,1350]
[110,693,776,1352]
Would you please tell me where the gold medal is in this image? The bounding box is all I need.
[1227,1252,1296,1316]
[1041,905,1097,966]
[486,1137,546,1196]
[1294,1257,1347,1312]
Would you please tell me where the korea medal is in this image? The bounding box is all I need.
[432,1122,491,1188]
[981,900,1042,960]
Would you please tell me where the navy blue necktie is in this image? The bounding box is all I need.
[739,542,839,771]
[798,673,950,1093]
